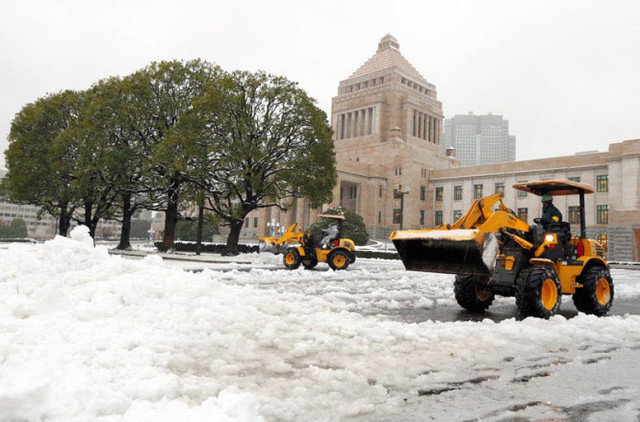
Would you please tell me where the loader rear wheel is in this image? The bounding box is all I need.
[283,248,301,270]
[302,256,318,269]
[573,267,614,316]
[453,275,495,313]
[515,266,562,319]
[328,250,350,271]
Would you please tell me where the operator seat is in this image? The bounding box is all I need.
[545,221,572,261]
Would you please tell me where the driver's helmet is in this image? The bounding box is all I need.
[541,193,552,203]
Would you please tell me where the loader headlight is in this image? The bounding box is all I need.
[545,234,555,243]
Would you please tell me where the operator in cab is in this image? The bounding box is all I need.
[540,193,562,226]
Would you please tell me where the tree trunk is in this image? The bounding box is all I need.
[160,179,181,252]
[223,219,243,256]
[195,201,204,255]
[116,193,133,250]
[84,202,98,242]
[58,210,71,237]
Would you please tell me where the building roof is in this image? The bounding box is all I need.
[348,34,428,84]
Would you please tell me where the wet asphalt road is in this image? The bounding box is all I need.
[384,297,639,324]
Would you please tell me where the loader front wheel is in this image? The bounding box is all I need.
[573,266,614,316]
[328,250,350,271]
[515,266,561,319]
[283,248,301,270]
[453,275,495,313]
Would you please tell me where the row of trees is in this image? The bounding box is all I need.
[3,60,337,254]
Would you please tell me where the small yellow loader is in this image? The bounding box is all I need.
[390,179,614,318]
[259,214,357,271]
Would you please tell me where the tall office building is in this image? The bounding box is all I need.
[444,112,516,166]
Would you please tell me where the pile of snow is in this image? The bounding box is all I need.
[1,227,640,421]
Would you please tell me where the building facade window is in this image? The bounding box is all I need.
[596,175,608,192]
[568,206,581,224]
[454,185,463,201]
[394,167,402,176]
[434,187,442,201]
[336,107,376,140]
[517,208,528,223]
[597,234,608,251]
[597,204,609,224]
[411,109,437,143]
[393,209,402,224]
[435,211,443,226]
[474,184,483,199]
[420,210,425,226]
[517,181,528,197]
[495,182,505,195]
[453,210,463,221]
[568,176,581,183]
[378,211,382,224]
[379,185,383,198]
[253,217,258,228]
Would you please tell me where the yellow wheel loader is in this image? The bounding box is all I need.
[259,214,356,271]
[390,179,613,318]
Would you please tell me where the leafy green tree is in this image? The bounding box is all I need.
[3,90,85,236]
[163,70,336,255]
[9,218,29,238]
[77,75,159,249]
[55,81,122,240]
[142,60,221,251]
[307,207,369,246]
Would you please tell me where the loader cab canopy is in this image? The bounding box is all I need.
[317,214,346,221]
[513,179,594,239]
[512,179,594,196]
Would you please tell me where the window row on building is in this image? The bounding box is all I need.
[433,204,609,226]
[341,76,385,94]
[411,109,440,144]
[335,107,377,140]
[400,77,433,97]
[434,176,610,202]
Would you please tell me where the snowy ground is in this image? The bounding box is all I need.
[1,228,639,421]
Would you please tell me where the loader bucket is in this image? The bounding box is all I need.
[259,239,275,253]
[259,237,285,254]
[390,229,499,276]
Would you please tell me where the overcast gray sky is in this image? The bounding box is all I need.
[1,0,638,168]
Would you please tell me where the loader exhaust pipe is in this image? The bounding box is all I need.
[391,229,499,276]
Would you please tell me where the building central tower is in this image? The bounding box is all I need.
[330,34,457,238]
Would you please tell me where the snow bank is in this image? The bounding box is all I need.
[0,227,639,421]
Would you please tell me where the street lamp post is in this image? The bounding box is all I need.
[394,185,410,230]
[266,218,280,237]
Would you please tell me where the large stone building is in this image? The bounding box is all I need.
[443,112,516,166]
[328,34,457,238]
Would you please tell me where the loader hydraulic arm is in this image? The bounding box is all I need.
[259,223,304,253]
[445,193,507,230]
